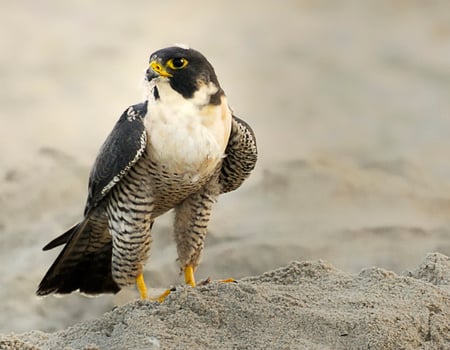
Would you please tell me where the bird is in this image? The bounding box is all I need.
[36,45,258,300]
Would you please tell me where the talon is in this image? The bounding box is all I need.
[198,277,212,286]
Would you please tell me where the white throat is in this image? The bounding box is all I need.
[145,79,232,178]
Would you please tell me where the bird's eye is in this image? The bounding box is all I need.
[167,57,188,70]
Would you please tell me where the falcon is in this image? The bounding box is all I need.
[37,46,257,300]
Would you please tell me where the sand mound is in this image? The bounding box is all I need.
[1,253,449,350]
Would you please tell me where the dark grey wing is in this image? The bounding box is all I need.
[219,115,258,193]
[84,101,148,214]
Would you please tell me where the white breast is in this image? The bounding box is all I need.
[145,80,232,178]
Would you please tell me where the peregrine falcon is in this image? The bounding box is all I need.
[37,46,257,300]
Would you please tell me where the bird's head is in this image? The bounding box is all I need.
[145,45,223,105]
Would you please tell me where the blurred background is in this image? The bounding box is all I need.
[1,0,450,333]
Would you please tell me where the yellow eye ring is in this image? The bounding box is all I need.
[167,57,188,70]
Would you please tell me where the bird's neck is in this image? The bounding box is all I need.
[144,82,232,176]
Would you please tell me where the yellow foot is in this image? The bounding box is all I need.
[184,265,237,288]
[198,277,237,286]
[149,288,174,303]
[143,265,235,302]
[135,273,175,302]
[135,273,148,300]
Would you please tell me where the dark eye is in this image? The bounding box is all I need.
[167,57,188,70]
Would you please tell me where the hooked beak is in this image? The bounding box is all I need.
[146,60,173,80]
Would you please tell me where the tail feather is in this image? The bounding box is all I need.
[37,218,120,296]
[42,223,79,251]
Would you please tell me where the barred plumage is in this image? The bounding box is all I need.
[220,116,258,194]
[106,158,154,287]
[174,175,221,270]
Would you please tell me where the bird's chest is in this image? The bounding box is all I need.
[144,97,230,180]
[143,156,219,216]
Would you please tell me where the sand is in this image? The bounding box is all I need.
[1,0,450,348]
[1,253,450,349]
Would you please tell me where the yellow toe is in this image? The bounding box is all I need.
[149,289,172,303]
[219,278,237,283]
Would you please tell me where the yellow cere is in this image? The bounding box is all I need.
[150,61,173,77]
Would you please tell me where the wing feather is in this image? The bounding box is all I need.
[219,115,258,193]
[85,101,148,214]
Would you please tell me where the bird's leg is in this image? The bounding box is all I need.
[174,180,220,287]
[184,265,196,287]
[135,272,148,300]
[107,190,153,300]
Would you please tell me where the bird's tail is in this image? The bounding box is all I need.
[42,222,80,250]
[37,218,120,296]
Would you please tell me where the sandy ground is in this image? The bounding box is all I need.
[1,253,450,349]
[1,0,450,347]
